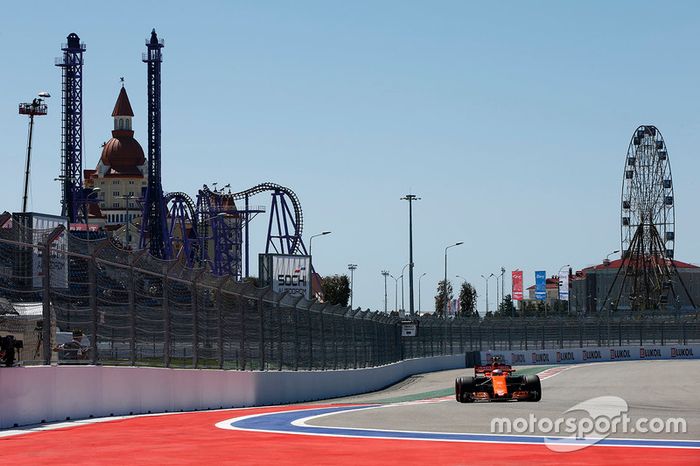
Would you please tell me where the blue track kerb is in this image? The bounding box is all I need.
[227,405,700,449]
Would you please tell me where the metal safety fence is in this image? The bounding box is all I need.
[0,221,698,369]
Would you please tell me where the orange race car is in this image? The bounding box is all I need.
[455,356,541,403]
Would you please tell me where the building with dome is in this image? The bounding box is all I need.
[84,86,147,242]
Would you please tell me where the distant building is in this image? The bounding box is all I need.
[523,276,561,307]
[84,86,146,237]
[569,258,700,315]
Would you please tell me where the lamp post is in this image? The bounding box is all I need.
[381,270,390,313]
[309,231,331,256]
[390,273,401,313]
[604,249,620,264]
[401,194,420,316]
[348,264,357,308]
[400,263,409,316]
[309,231,331,297]
[444,242,464,317]
[481,273,494,314]
[500,266,505,308]
[418,272,427,315]
[491,273,498,312]
[119,193,135,248]
[19,92,49,213]
[558,264,570,315]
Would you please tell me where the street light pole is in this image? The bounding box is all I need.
[120,193,134,248]
[381,270,389,313]
[558,264,570,315]
[390,274,400,313]
[418,272,427,315]
[348,264,357,308]
[500,266,505,308]
[401,194,420,316]
[444,242,464,317]
[481,273,493,314]
[309,231,331,297]
[309,231,331,257]
[400,263,409,316]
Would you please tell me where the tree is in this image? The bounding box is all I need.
[434,279,453,317]
[321,274,350,306]
[458,282,479,318]
[496,294,515,317]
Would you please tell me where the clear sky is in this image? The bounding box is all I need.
[2,1,699,313]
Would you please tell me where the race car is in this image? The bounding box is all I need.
[455,357,541,403]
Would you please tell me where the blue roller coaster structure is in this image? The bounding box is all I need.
[164,183,307,280]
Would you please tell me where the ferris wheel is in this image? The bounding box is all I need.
[620,125,675,258]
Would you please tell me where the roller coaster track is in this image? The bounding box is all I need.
[164,192,197,224]
[200,182,304,248]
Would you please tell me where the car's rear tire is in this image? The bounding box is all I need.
[456,376,475,403]
[523,374,542,401]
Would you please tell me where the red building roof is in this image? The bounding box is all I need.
[111,87,134,117]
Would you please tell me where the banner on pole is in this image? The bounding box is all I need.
[535,270,546,301]
[512,270,523,301]
[559,271,569,300]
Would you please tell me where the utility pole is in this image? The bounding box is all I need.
[401,194,420,316]
[18,94,49,212]
[381,270,389,313]
[348,264,357,308]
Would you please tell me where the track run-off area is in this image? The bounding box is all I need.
[2,360,699,465]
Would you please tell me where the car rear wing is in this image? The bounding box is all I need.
[474,364,515,376]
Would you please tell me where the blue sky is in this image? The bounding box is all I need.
[2,1,699,313]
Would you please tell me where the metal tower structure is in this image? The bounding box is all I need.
[140,29,171,259]
[600,125,695,313]
[55,33,86,223]
[18,94,49,213]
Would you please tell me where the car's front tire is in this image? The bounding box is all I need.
[456,376,475,403]
[523,374,542,402]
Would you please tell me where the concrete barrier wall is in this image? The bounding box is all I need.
[481,344,700,365]
[0,354,465,429]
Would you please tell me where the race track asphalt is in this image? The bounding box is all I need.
[310,360,700,440]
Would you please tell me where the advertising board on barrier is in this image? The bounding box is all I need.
[259,254,311,300]
[482,344,700,365]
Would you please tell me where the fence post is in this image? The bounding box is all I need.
[293,299,300,371]
[240,293,247,370]
[41,242,52,365]
[41,225,65,365]
[216,277,229,370]
[308,304,313,371]
[127,254,137,366]
[320,304,327,370]
[162,264,173,368]
[541,325,545,350]
[277,293,285,371]
[618,321,622,347]
[87,253,98,365]
[258,293,266,371]
[191,271,204,369]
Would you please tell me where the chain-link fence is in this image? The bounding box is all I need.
[0,220,698,368]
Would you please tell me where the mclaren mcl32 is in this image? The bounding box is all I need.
[455,359,542,403]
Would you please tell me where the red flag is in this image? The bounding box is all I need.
[512,270,523,301]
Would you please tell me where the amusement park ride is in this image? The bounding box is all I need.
[53,31,311,281]
[600,125,695,312]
